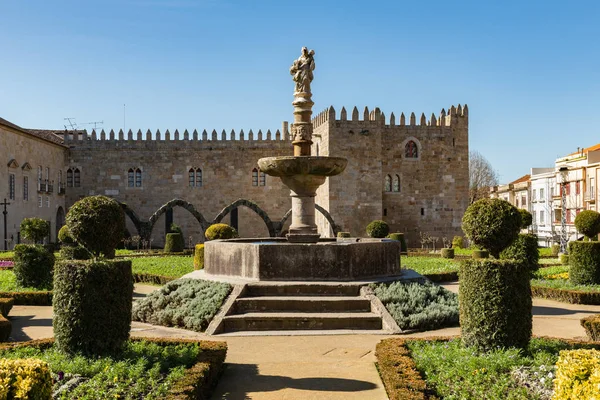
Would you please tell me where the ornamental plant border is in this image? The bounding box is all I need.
[0,337,227,400]
[531,284,600,305]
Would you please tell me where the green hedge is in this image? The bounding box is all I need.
[500,233,540,272]
[459,259,532,351]
[366,220,389,238]
[581,315,600,341]
[0,298,13,342]
[58,245,90,260]
[0,358,52,399]
[452,236,464,249]
[164,233,185,253]
[387,233,407,253]
[440,248,454,259]
[472,250,489,259]
[194,244,205,270]
[53,259,133,356]
[531,285,600,305]
[13,244,54,289]
[205,224,239,241]
[569,241,600,285]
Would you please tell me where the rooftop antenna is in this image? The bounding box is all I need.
[64,117,78,130]
[81,121,104,130]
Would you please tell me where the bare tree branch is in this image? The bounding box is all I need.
[469,151,499,204]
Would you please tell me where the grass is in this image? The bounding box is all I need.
[128,256,194,278]
[403,256,461,275]
[0,340,202,399]
[405,337,592,400]
[532,265,600,292]
[0,251,14,260]
[538,257,561,266]
[0,270,44,292]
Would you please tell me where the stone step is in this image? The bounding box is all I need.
[245,283,361,297]
[222,312,382,332]
[233,296,372,313]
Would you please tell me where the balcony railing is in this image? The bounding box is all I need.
[37,180,47,193]
[58,183,66,195]
[47,183,53,194]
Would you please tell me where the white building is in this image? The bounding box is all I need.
[530,168,557,247]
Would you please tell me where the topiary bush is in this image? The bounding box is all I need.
[337,232,351,238]
[65,195,125,258]
[575,210,600,240]
[452,236,464,249]
[0,358,52,399]
[53,259,133,356]
[13,244,54,289]
[551,244,560,257]
[20,217,50,244]
[500,233,540,273]
[205,223,239,241]
[519,209,533,229]
[387,233,407,254]
[57,225,75,246]
[459,259,532,352]
[366,220,389,238]
[560,253,569,265]
[462,198,522,258]
[58,245,90,261]
[569,241,600,285]
[164,233,185,253]
[472,250,489,259]
[441,248,455,259]
[581,314,600,341]
[194,244,204,270]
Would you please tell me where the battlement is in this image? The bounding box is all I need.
[311,104,468,128]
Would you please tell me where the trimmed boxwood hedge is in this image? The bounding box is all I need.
[581,314,600,341]
[366,220,389,238]
[531,285,600,305]
[569,241,600,285]
[194,244,205,270]
[13,244,54,289]
[387,233,408,254]
[440,248,454,259]
[459,259,532,352]
[58,245,90,261]
[164,233,185,253]
[500,233,540,272]
[53,259,133,356]
[0,298,13,342]
[205,224,239,241]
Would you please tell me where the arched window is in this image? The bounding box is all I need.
[393,174,400,192]
[67,169,73,187]
[252,168,258,186]
[196,168,202,187]
[128,169,135,187]
[188,168,195,187]
[259,170,266,186]
[73,168,80,187]
[189,168,203,187]
[135,168,142,187]
[384,175,392,192]
[405,140,418,158]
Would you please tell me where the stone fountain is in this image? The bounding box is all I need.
[203,48,401,281]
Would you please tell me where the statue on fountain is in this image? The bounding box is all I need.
[290,47,315,94]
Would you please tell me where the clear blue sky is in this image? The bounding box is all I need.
[1,0,599,183]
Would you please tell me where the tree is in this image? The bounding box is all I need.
[20,218,50,243]
[469,151,499,204]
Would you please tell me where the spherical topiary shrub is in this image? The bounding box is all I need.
[462,198,522,258]
[575,210,600,240]
[337,232,351,238]
[205,224,239,241]
[452,236,465,249]
[66,195,125,258]
[441,248,455,259]
[194,244,205,270]
[13,244,54,289]
[164,233,184,253]
[57,225,75,246]
[460,259,532,352]
[20,217,50,244]
[569,241,600,285]
[366,220,389,238]
[53,259,133,356]
[519,209,533,229]
[386,233,407,254]
[500,233,540,273]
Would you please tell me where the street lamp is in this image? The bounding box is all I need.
[558,167,569,253]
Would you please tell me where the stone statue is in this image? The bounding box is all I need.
[290,47,315,94]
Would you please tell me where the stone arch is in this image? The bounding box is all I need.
[148,199,211,239]
[276,205,341,237]
[119,202,145,238]
[212,199,277,237]
[55,207,65,239]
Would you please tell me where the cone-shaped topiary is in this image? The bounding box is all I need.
[20,218,50,244]
[366,220,389,238]
[65,195,125,258]
[164,233,184,253]
[462,198,522,258]
[519,209,533,229]
[205,223,239,241]
[575,210,600,240]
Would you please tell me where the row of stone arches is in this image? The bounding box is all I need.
[120,198,341,241]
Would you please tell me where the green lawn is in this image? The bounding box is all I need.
[0,251,14,260]
[129,256,194,278]
[0,270,45,292]
[402,256,461,275]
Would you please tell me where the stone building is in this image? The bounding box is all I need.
[1,104,469,249]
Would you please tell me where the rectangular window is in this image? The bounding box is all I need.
[252,170,258,186]
[540,188,544,200]
[38,196,42,208]
[567,210,572,224]
[9,174,15,200]
[188,170,195,187]
[128,170,134,187]
[23,176,28,201]
[550,187,554,198]
[566,183,571,195]
[74,169,80,187]
[540,210,545,225]
[592,178,596,200]
[45,167,49,181]
[67,169,73,187]
[521,195,526,207]
[533,210,536,225]
[532,189,536,201]
[46,196,50,208]
[135,170,142,187]
[576,181,581,195]
[196,170,202,187]
[259,171,266,186]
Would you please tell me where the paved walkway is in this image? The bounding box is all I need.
[5,282,600,399]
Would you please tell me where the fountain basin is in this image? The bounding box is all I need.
[204,238,401,281]
[258,156,347,177]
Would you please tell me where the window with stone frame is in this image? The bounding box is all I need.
[23,176,28,201]
[393,174,400,192]
[38,195,42,208]
[9,174,15,200]
[188,168,203,187]
[74,168,81,187]
[135,168,142,187]
[384,175,391,192]
[252,168,258,186]
[196,168,202,187]
[67,168,73,187]
[532,189,536,201]
[540,210,545,225]
[405,140,418,158]
[128,169,135,187]
[259,170,266,186]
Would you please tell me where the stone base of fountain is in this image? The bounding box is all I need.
[203,238,401,281]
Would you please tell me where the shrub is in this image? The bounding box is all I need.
[366,220,389,238]
[0,298,12,342]
[53,259,133,356]
[462,198,522,258]
[371,281,458,331]
[65,195,125,258]
[0,298,13,317]
[581,315,600,341]
[472,250,489,259]
[58,245,90,260]
[337,232,351,238]
[132,278,232,332]
[194,244,205,270]
[459,259,532,352]
[553,349,600,399]
[569,241,600,285]
[164,233,185,253]
[441,248,455,259]
[552,244,561,257]
[452,236,464,249]
[19,217,50,243]
[560,253,570,265]
[13,244,54,289]
[387,233,407,253]
[500,233,540,272]
[0,358,52,399]
[519,209,533,229]
[205,223,239,241]
[575,210,600,240]
[57,225,75,245]
[170,223,183,234]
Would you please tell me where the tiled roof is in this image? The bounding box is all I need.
[0,117,70,147]
[510,174,530,185]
